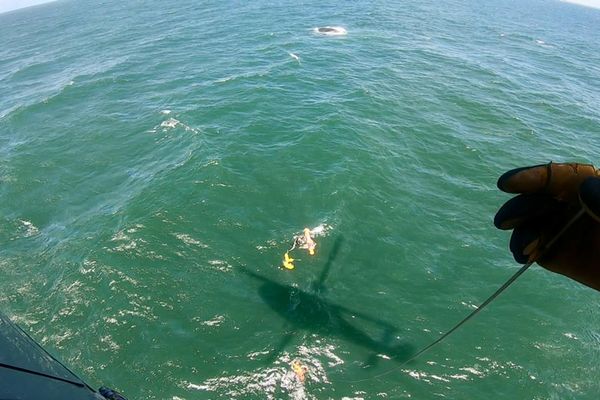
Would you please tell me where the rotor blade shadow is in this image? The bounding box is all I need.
[250,273,413,364]
[314,236,344,291]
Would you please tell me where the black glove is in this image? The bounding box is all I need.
[494,162,600,291]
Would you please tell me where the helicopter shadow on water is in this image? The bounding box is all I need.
[241,236,414,367]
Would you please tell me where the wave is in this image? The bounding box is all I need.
[313,26,347,36]
[0,55,129,121]
[147,116,200,134]
[186,343,343,399]
[212,67,274,85]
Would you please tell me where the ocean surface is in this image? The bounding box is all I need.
[1,0,599,398]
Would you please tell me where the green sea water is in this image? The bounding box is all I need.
[1,0,599,398]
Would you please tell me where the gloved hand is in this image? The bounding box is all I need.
[494,162,600,292]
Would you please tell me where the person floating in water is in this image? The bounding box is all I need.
[291,359,309,383]
[282,227,317,270]
[294,228,316,256]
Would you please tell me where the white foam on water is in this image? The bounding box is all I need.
[80,259,97,275]
[186,344,343,399]
[158,117,199,133]
[214,75,236,84]
[109,230,138,252]
[19,219,39,237]
[173,233,209,248]
[43,329,74,349]
[534,39,554,48]
[288,52,300,62]
[563,332,578,340]
[247,349,272,360]
[309,224,331,237]
[208,259,232,272]
[161,118,179,129]
[199,315,225,327]
[459,366,484,376]
[100,334,121,351]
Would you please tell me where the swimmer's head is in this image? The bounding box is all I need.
[304,228,311,235]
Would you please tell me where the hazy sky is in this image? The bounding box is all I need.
[0,0,56,14]
[0,0,598,15]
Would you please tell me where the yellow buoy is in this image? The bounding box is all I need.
[282,252,295,270]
